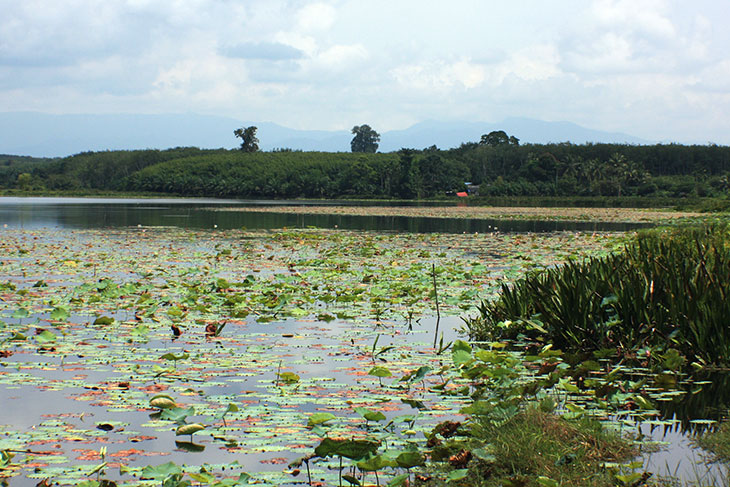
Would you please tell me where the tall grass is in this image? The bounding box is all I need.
[467,224,730,366]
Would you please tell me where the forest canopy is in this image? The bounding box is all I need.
[3,137,729,200]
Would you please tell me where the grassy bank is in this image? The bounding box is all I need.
[471,195,730,212]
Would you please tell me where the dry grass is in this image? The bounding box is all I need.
[221,205,703,223]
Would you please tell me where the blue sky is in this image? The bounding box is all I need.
[1,0,729,143]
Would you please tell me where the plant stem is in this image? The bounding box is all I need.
[275,360,282,386]
[432,263,440,348]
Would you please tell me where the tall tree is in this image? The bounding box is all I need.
[480,130,519,146]
[234,126,259,152]
[394,148,417,198]
[350,125,380,153]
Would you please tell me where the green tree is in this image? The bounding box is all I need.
[605,153,648,197]
[234,126,259,152]
[350,125,380,153]
[480,130,519,146]
[417,153,468,198]
[16,172,33,190]
[394,148,417,198]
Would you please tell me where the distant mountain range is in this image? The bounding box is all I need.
[0,112,652,158]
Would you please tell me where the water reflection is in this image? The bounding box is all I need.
[0,197,651,233]
[621,371,730,484]
[656,372,730,435]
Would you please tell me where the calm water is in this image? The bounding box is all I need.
[4,197,722,486]
[0,197,650,233]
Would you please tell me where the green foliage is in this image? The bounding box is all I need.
[468,224,730,367]
[351,124,380,153]
[4,147,215,192]
[314,437,380,460]
[480,130,519,147]
[5,140,730,199]
[0,155,56,190]
[233,126,259,152]
[429,408,633,486]
[308,412,337,427]
[127,151,415,198]
[140,462,184,481]
[416,153,468,197]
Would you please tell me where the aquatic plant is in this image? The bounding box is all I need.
[419,339,640,486]
[467,224,730,367]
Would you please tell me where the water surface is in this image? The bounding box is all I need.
[0,197,650,233]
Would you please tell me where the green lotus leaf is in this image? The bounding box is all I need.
[141,461,184,481]
[354,407,386,422]
[447,469,470,482]
[279,372,300,384]
[161,406,195,424]
[356,454,397,471]
[368,366,392,378]
[395,450,425,468]
[314,437,379,461]
[36,330,57,344]
[388,473,409,487]
[50,306,70,321]
[93,316,114,326]
[307,412,336,427]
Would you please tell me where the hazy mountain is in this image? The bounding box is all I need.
[0,112,651,158]
[384,118,652,151]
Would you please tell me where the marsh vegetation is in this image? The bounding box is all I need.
[0,202,729,486]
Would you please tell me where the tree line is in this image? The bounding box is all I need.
[3,131,730,199]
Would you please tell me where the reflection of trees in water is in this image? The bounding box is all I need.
[7,203,652,233]
[653,372,730,436]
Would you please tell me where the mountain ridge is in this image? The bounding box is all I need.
[0,112,653,158]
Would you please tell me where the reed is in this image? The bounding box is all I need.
[467,224,730,366]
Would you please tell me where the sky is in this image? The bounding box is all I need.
[1,0,729,144]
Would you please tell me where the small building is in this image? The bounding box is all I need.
[464,182,480,196]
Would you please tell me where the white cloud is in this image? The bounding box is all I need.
[392,60,486,92]
[274,31,319,57]
[153,62,194,93]
[692,60,730,93]
[591,0,676,39]
[315,44,369,69]
[492,45,562,84]
[220,42,304,61]
[297,2,336,32]
[0,0,729,142]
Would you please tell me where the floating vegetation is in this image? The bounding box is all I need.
[1,224,728,486]
[0,226,619,485]
[221,205,706,224]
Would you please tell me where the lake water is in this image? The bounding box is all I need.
[0,197,650,233]
[0,197,723,486]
